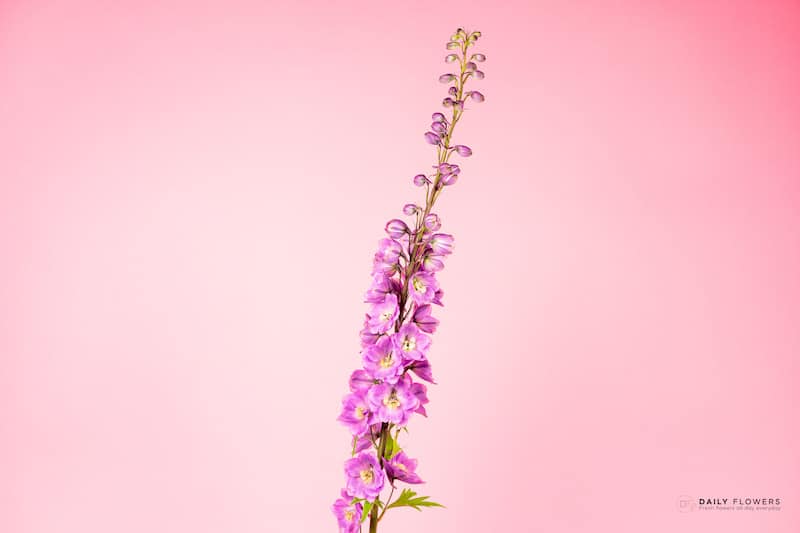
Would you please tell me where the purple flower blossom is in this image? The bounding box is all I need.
[422,254,444,272]
[410,380,430,416]
[412,304,439,333]
[367,293,399,334]
[431,121,447,133]
[385,451,424,485]
[442,97,455,107]
[424,132,441,145]
[407,358,436,383]
[473,70,485,80]
[393,323,431,361]
[353,433,373,453]
[470,91,485,102]
[438,73,456,83]
[385,219,409,239]
[332,490,363,533]
[408,271,439,305]
[413,173,430,186]
[471,53,486,62]
[363,336,404,383]
[431,112,446,122]
[454,145,472,157]
[349,369,375,392]
[428,233,454,255]
[367,380,420,425]
[364,273,394,303]
[372,239,403,274]
[344,451,385,500]
[445,53,458,63]
[359,321,381,347]
[424,213,441,231]
[337,391,371,436]
[433,288,444,306]
[403,203,419,216]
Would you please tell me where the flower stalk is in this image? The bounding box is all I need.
[332,27,486,533]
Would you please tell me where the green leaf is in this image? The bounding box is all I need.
[360,501,373,523]
[383,430,401,459]
[359,498,383,523]
[386,489,445,512]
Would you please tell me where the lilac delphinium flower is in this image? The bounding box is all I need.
[367,293,399,334]
[385,451,424,485]
[332,490,363,533]
[337,391,371,436]
[345,451,385,500]
[334,27,485,532]
[408,271,439,305]
[363,336,404,383]
[393,323,431,362]
[367,380,420,426]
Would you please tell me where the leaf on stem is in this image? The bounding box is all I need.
[385,489,445,512]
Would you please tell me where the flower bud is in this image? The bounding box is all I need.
[413,174,430,187]
[431,112,446,122]
[466,61,477,71]
[403,203,419,216]
[438,73,457,83]
[442,97,455,107]
[385,219,409,239]
[445,54,459,63]
[454,144,472,157]
[429,233,454,255]
[441,173,459,186]
[473,70,485,80]
[446,41,460,50]
[422,254,444,272]
[448,86,458,96]
[471,53,486,62]
[424,131,441,145]
[431,121,447,133]
[470,91,485,102]
[424,213,441,231]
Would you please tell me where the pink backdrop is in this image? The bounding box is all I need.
[2,1,799,532]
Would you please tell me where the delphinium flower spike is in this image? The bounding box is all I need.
[332,27,486,533]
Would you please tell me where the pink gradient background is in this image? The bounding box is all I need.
[2,1,799,531]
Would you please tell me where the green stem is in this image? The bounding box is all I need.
[368,424,389,532]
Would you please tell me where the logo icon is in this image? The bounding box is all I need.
[677,495,695,513]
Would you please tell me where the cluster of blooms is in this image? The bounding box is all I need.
[333,27,485,533]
